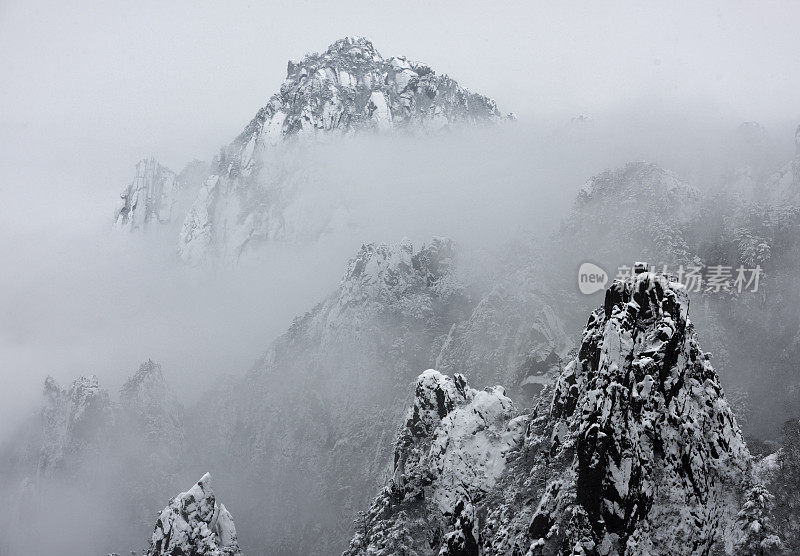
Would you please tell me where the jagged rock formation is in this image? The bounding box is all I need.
[344,370,525,555]
[119,359,183,443]
[188,237,569,554]
[523,273,750,554]
[349,273,762,555]
[147,473,241,556]
[113,158,207,233]
[38,374,113,475]
[561,161,701,268]
[178,36,507,264]
[0,362,188,555]
[114,158,181,231]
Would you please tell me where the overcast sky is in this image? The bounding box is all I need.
[2,0,800,182]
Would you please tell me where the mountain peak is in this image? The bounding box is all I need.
[177,39,504,263]
[349,273,757,554]
[324,35,381,59]
[147,473,241,556]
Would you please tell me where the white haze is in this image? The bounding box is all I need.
[2,112,798,439]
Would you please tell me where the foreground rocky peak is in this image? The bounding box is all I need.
[348,273,763,555]
[528,272,751,554]
[147,473,241,556]
[345,370,524,555]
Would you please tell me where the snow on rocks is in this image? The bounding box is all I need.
[147,473,242,556]
[38,374,112,475]
[348,272,764,555]
[114,157,207,235]
[527,272,752,554]
[177,36,507,265]
[344,370,523,555]
[114,157,181,231]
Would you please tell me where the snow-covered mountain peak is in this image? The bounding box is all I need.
[177,38,506,264]
[242,35,503,146]
[531,271,751,553]
[119,359,166,407]
[576,161,699,206]
[346,370,524,555]
[147,472,241,556]
[336,237,456,306]
[349,273,759,554]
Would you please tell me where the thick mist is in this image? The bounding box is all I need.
[1,113,795,437]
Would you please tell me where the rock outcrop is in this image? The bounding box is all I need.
[344,370,525,555]
[114,158,208,234]
[38,374,112,475]
[349,273,762,555]
[114,158,181,232]
[147,473,241,556]
[523,272,750,554]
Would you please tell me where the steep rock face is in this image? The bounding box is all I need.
[187,238,475,554]
[113,158,207,233]
[562,162,701,268]
[38,374,112,475]
[523,273,749,554]
[188,237,570,554]
[114,158,181,231]
[350,274,758,555]
[119,359,184,443]
[147,473,241,556]
[344,370,525,555]
[178,36,506,264]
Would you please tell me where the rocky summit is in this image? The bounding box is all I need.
[348,273,765,555]
[177,36,508,265]
[147,473,242,556]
